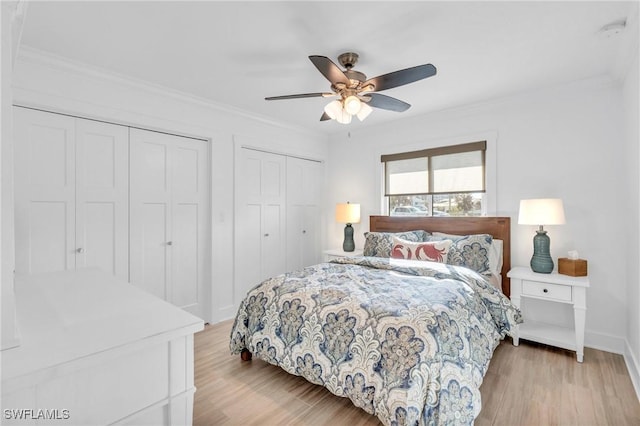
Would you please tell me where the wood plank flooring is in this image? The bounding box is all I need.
[194,320,640,425]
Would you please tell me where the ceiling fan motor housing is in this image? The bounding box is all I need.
[345,69,366,84]
[338,52,360,69]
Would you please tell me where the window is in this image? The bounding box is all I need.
[382,141,486,217]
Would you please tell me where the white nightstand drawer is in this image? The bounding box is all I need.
[522,280,572,302]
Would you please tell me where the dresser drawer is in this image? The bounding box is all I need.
[522,280,572,302]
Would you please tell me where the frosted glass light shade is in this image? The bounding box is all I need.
[335,107,352,124]
[335,203,361,224]
[344,95,362,115]
[324,100,342,120]
[518,198,566,225]
[356,102,372,121]
[324,100,352,123]
[325,98,371,124]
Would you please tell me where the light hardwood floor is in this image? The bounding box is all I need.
[194,320,640,425]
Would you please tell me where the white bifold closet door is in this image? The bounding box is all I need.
[129,128,208,318]
[286,156,322,271]
[234,148,324,303]
[14,107,129,280]
[234,148,287,300]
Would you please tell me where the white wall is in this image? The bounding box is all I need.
[10,48,329,323]
[1,1,22,351]
[326,76,628,354]
[623,49,640,395]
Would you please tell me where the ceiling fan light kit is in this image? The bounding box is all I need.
[265,52,437,124]
[344,95,362,115]
[324,100,352,124]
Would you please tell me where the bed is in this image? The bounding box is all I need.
[229,215,521,425]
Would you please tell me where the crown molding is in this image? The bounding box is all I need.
[15,46,322,137]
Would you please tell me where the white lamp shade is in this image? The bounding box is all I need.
[356,102,372,121]
[325,98,371,124]
[335,108,352,124]
[344,95,362,115]
[335,203,361,224]
[324,100,342,120]
[518,198,566,225]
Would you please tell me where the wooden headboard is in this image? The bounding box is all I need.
[369,215,511,296]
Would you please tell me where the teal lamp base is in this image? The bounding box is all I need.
[530,229,554,273]
[342,223,355,252]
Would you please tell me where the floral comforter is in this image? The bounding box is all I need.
[229,257,522,425]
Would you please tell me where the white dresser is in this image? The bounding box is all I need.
[508,266,589,362]
[1,268,204,425]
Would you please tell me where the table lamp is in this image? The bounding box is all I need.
[518,198,566,273]
[335,202,361,252]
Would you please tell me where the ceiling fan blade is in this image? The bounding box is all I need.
[364,64,437,92]
[265,92,334,101]
[364,93,411,112]
[320,112,331,121]
[309,55,350,86]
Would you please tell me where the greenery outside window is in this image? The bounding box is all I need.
[382,141,486,217]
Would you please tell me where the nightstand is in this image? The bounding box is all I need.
[507,266,590,362]
[323,248,364,261]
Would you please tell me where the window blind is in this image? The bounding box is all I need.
[382,141,486,196]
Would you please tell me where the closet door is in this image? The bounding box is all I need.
[14,108,76,274]
[129,128,208,317]
[130,129,172,300]
[286,156,322,271]
[75,119,129,280]
[14,108,130,277]
[171,136,208,315]
[234,148,286,300]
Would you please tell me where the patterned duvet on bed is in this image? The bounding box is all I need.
[229,256,522,425]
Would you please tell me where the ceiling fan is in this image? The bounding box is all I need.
[265,52,437,124]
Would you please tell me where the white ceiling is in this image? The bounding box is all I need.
[17,1,639,134]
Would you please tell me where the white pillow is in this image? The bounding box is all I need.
[489,239,503,276]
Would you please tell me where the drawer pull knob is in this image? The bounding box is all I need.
[543,288,549,293]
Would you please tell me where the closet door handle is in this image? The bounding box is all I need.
[76,247,85,254]
[264,233,270,237]
[166,241,173,246]
[302,230,307,234]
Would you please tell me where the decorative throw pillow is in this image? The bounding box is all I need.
[363,230,429,258]
[431,232,503,276]
[428,233,493,275]
[391,237,453,263]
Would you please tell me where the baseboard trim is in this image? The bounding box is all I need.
[584,330,626,354]
[624,340,640,402]
[216,304,237,323]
